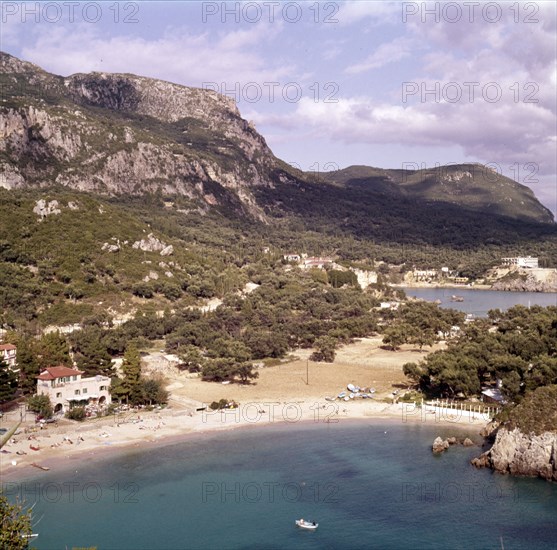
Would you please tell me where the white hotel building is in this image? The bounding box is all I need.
[501,256,539,269]
[36,366,111,414]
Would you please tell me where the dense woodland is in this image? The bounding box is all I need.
[0,188,556,330]
[403,305,557,401]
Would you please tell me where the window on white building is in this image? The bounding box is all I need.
[100,386,106,391]
[56,392,62,398]
[83,388,87,394]
[74,389,80,395]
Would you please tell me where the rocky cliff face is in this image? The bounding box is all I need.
[472,426,557,481]
[491,272,557,292]
[0,51,279,218]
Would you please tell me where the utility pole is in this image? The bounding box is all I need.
[306,358,309,385]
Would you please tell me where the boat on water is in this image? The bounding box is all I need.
[451,295,464,302]
[296,519,318,530]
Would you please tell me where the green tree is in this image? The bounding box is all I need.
[15,337,39,394]
[36,332,71,370]
[233,362,259,385]
[310,336,337,362]
[382,325,408,351]
[109,376,126,403]
[242,329,288,359]
[0,358,18,404]
[201,357,235,382]
[71,327,113,377]
[141,376,169,405]
[27,394,53,419]
[120,344,143,404]
[0,494,33,549]
[408,328,437,351]
[177,345,207,373]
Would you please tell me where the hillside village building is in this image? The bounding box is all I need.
[502,256,539,269]
[302,257,334,269]
[0,343,18,373]
[36,366,111,414]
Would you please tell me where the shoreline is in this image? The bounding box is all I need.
[1,400,489,482]
[395,282,557,293]
[393,283,491,291]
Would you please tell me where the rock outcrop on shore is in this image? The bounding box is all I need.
[432,436,477,453]
[432,437,450,453]
[472,426,557,481]
[491,272,557,292]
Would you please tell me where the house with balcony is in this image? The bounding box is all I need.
[36,366,111,414]
[0,343,18,373]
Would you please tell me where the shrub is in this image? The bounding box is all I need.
[66,406,86,421]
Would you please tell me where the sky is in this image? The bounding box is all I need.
[2,0,556,217]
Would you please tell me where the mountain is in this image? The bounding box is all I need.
[322,164,555,224]
[1,51,554,226]
[0,51,284,220]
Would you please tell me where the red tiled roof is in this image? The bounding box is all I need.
[37,366,84,381]
[0,344,16,351]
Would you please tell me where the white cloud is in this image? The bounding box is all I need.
[293,94,556,177]
[345,37,413,74]
[338,1,400,25]
[19,21,292,87]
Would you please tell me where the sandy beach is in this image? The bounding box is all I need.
[1,337,490,481]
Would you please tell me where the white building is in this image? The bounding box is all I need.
[36,366,111,414]
[302,256,334,269]
[501,256,539,269]
[0,343,18,373]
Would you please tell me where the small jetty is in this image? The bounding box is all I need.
[31,463,50,471]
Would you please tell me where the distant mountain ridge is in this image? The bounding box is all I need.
[322,164,554,224]
[0,51,554,224]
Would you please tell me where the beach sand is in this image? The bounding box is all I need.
[0,337,489,481]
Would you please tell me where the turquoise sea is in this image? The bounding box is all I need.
[401,288,557,317]
[6,421,557,549]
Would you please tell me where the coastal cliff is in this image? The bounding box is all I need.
[472,385,557,481]
[472,426,557,481]
[491,271,557,292]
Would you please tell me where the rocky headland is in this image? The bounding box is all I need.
[471,386,557,481]
[471,423,557,481]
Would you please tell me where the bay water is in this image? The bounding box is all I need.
[8,421,557,550]
[401,288,557,317]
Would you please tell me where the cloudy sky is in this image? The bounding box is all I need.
[3,1,556,216]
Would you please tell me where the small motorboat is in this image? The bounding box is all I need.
[296,519,318,530]
[337,392,346,399]
[347,383,356,392]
